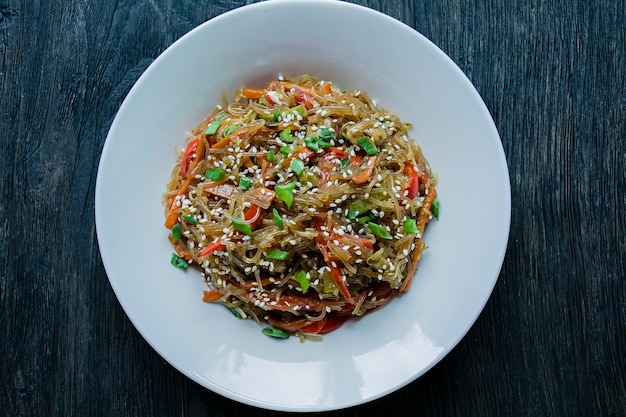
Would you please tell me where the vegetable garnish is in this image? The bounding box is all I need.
[164,75,438,339]
[262,327,290,339]
[171,223,182,242]
[367,222,393,240]
[222,124,238,137]
[318,127,335,142]
[304,136,331,152]
[182,215,199,225]
[266,249,289,260]
[228,307,244,319]
[275,182,297,208]
[205,167,225,180]
[272,208,283,229]
[205,120,221,135]
[280,126,295,143]
[289,158,305,175]
[403,219,420,235]
[357,136,378,155]
[170,253,189,270]
[294,270,310,293]
[432,198,440,219]
[231,216,253,236]
[239,176,252,190]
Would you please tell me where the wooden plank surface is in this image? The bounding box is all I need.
[1,0,624,415]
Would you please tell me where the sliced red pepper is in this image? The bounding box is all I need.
[243,204,265,229]
[404,162,420,200]
[312,216,353,301]
[180,137,199,178]
[197,239,227,257]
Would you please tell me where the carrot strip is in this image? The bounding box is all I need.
[241,87,264,100]
[203,289,223,302]
[164,139,206,229]
[241,155,255,169]
[351,156,377,184]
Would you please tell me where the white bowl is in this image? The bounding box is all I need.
[96,0,510,412]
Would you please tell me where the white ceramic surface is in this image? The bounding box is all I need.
[95,0,511,412]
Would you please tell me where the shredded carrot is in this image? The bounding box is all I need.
[351,156,377,184]
[241,87,264,99]
[202,289,223,302]
[321,82,332,95]
[241,155,255,169]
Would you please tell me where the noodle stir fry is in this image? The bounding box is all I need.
[164,75,438,339]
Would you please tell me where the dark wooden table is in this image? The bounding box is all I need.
[2,1,624,415]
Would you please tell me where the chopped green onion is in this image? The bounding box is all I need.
[357,215,371,224]
[205,167,225,180]
[289,158,305,175]
[171,223,182,242]
[367,222,392,240]
[294,270,310,293]
[231,216,253,236]
[403,218,420,234]
[205,120,221,135]
[239,176,252,190]
[222,124,238,136]
[228,307,243,319]
[275,182,297,208]
[432,198,440,219]
[341,131,349,140]
[340,158,349,169]
[266,249,289,260]
[280,145,291,155]
[182,215,199,225]
[262,327,290,339]
[319,127,334,142]
[272,208,283,229]
[357,136,378,155]
[304,136,331,151]
[291,105,308,119]
[215,113,228,121]
[272,108,280,121]
[170,253,188,270]
[348,211,359,220]
[280,126,295,143]
[266,150,276,162]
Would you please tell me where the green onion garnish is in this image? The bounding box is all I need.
[205,167,225,180]
[205,120,221,135]
[231,216,253,236]
[403,219,420,235]
[228,307,243,319]
[266,150,276,162]
[182,215,199,225]
[239,176,252,190]
[303,136,331,152]
[275,182,297,208]
[266,249,289,260]
[367,222,392,239]
[319,127,334,142]
[170,253,188,270]
[262,327,290,339]
[357,136,378,155]
[291,104,307,119]
[289,158,305,175]
[272,208,283,229]
[215,113,228,121]
[272,108,280,121]
[357,215,371,224]
[432,198,440,219]
[294,270,310,293]
[171,223,182,242]
[340,158,349,169]
[222,124,238,136]
[280,126,295,143]
[280,145,291,155]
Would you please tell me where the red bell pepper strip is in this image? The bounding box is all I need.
[404,162,420,200]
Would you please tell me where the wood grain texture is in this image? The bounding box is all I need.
[1,0,624,416]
